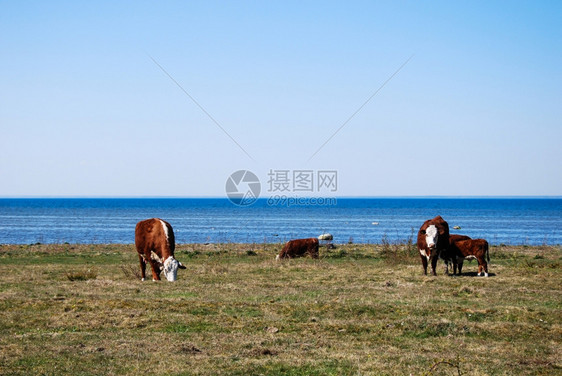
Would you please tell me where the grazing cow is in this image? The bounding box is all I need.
[135,218,186,281]
[276,238,319,260]
[417,215,450,275]
[441,234,472,274]
[449,238,490,277]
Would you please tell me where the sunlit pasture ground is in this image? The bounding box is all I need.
[0,243,560,375]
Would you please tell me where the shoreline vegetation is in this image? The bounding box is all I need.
[0,243,560,375]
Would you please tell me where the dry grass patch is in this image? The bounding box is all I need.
[66,268,98,281]
[0,243,560,375]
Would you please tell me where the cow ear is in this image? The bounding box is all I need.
[420,230,426,235]
[178,262,186,269]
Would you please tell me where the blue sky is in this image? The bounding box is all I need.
[1,1,560,197]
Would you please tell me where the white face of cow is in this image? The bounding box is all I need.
[163,257,180,282]
[425,225,438,249]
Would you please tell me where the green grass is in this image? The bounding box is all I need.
[0,243,560,375]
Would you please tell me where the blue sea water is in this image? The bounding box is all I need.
[0,198,560,245]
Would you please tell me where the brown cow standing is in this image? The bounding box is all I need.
[441,234,472,275]
[417,215,450,275]
[135,218,186,281]
[276,238,319,260]
[449,238,490,277]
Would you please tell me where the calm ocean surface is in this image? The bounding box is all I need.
[0,198,560,245]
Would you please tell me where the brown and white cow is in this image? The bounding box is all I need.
[417,215,450,275]
[449,237,490,277]
[276,238,319,260]
[135,218,186,281]
[441,234,472,274]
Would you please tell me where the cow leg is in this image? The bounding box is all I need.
[483,260,489,277]
[138,253,147,281]
[443,260,449,275]
[420,255,428,275]
[148,259,161,281]
[477,257,483,276]
[430,256,438,276]
[458,260,464,275]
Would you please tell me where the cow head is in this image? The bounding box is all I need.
[162,256,186,282]
[421,224,439,250]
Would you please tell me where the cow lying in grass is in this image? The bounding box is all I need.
[276,238,319,260]
[135,218,186,281]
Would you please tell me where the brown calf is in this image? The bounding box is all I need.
[441,234,472,274]
[135,218,186,281]
[276,238,319,260]
[449,238,490,277]
[417,215,450,275]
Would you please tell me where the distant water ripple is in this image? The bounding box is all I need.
[0,198,560,245]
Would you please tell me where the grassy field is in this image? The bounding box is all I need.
[0,242,560,376]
